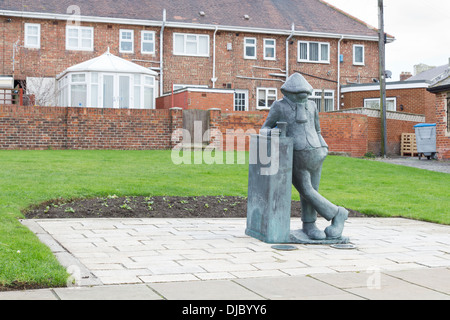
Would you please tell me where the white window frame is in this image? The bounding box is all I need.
[66,26,94,51]
[24,23,41,49]
[69,73,88,107]
[353,44,365,66]
[173,33,210,57]
[244,37,257,60]
[58,75,69,107]
[298,41,330,64]
[141,31,156,55]
[120,29,134,54]
[364,97,397,112]
[263,38,276,60]
[257,87,277,110]
[309,90,335,112]
[234,89,249,111]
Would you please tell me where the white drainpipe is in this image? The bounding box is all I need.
[212,26,219,88]
[160,9,166,96]
[285,23,295,80]
[337,35,344,110]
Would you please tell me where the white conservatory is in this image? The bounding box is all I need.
[57,50,158,109]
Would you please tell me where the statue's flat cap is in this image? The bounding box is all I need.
[281,73,313,94]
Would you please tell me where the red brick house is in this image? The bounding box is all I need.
[427,72,450,160]
[337,62,450,157]
[0,0,392,112]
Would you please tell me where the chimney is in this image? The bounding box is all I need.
[400,72,412,81]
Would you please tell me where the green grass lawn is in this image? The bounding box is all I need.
[0,150,449,288]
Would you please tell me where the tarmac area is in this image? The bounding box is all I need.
[375,156,450,174]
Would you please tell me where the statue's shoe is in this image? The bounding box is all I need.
[303,222,327,240]
[325,207,349,239]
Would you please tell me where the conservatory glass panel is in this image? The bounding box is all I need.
[71,84,87,107]
[144,87,154,109]
[119,76,130,109]
[103,75,114,108]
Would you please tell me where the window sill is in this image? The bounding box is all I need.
[173,53,210,58]
[66,48,94,52]
[297,60,330,65]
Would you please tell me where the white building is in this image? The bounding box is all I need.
[57,50,158,109]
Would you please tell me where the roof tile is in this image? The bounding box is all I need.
[1,0,379,37]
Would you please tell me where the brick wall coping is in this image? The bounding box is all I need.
[332,108,426,122]
[341,80,430,93]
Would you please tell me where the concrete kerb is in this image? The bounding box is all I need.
[7,217,450,300]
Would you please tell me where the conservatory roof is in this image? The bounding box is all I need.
[56,50,158,80]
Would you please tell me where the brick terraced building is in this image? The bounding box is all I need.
[0,0,393,111]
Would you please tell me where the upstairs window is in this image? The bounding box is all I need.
[298,41,329,63]
[244,37,257,59]
[264,39,276,60]
[120,30,134,53]
[173,33,209,57]
[141,31,155,54]
[353,44,365,65]
[66,26,94,51]
[25,23,41,49]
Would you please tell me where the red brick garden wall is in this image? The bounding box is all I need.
[0,105,182,150]
[367,116,421,156]
[320,113,368,157]
[2,105,428,158]
[210,110,368,157]
[0,105,368,157]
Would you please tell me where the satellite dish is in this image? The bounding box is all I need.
[385,70,392,79]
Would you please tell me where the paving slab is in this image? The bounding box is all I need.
[384,268,450,295]
[10,217,450,300]
[234,276,362,300]
[0,289,58,300]
[345,277,450,300]
[149,280,265,300]
[53,284,163,300]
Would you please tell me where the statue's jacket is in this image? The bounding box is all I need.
[262,97,329,151]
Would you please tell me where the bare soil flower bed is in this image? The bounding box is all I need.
[24,195,367,219]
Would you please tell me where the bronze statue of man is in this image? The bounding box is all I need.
[261,73,348,240]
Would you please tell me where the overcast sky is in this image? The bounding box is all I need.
[323,0,450,81]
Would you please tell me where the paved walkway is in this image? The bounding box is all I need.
[375,156,450,174]
[2,217,449,300]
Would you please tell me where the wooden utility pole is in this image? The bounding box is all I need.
[379,0,388,157]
